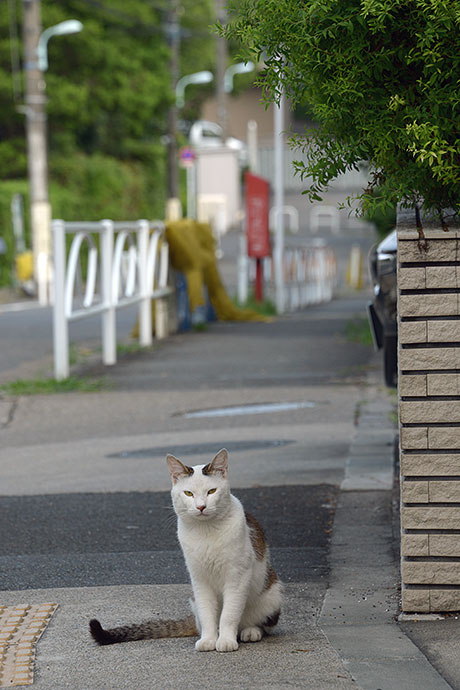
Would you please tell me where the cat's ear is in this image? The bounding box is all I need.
[166,455,194,484]
[203,448,228,478]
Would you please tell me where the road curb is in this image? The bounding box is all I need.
[319,361,452,690]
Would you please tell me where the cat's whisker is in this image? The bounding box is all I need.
[161,508,178,530]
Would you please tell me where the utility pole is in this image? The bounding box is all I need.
[166,0,180,202]
[274,91,285,315]
[22,0,51,305]
[215,0,228,140]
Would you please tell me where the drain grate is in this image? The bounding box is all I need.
[108,439,294,460]
[0,604,57,687]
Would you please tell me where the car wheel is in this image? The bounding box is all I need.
[383,333,397,388]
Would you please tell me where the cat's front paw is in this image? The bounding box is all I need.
[195,637,217,652]
[216,635,239,652]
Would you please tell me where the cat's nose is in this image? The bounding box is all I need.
[197,505,206,512]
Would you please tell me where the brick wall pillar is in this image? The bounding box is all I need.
[398,218,460,612]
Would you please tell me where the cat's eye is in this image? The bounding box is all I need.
[207,488,217,495]
[184,490,193,497]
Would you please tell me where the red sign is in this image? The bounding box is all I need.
[245,172,271,258]
[179,146,196,168]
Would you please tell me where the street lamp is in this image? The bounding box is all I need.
[224,61,254,93]
[22,9,83,305]
[37,20,83,71]
[217,61,255,140]
[166,70,213,219]
[172,71,214,221]
[175,70,214,108]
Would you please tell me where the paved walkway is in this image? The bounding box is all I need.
[0,294,458,689]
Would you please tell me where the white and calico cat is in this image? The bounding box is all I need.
[90,448,283,652]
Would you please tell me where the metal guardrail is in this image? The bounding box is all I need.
[52,219,171,380]
[239,242,337,311]
[276,245,337,310]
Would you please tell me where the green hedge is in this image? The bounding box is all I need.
[50,153,165,221]
[0,153,166,287]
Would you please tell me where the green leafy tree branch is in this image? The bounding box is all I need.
[223,0,460,224]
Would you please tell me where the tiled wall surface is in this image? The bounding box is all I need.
[399,225,460,612]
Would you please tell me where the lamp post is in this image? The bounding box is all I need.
[217,61,255,141]
[174,71,214,220]
[166,0,180,203]
[224,61,254,93]
[273,89,286,314]
[37,20,83,71]
[175,70,213,108]
[22,2,82,305]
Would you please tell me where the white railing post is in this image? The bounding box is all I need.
[237,232,249,304]
[155,238,169,340]
[101,219,116,365]
[52,219,69,380]
[137,219,152,347]
[155,298,168,340]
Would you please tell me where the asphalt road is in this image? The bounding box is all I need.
[0,484,337,590]
[0,303,138,379]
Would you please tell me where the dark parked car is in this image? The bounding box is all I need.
[367,229,397,387]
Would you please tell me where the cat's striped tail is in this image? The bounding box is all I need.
[89,615,198,645]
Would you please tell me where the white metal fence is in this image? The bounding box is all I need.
[271,244,337,310]
[238,241,337,312]
[52,219,171,380]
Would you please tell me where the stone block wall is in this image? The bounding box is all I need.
[399,223,460,612]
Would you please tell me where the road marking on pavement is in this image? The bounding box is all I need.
[0,302,42,315]
[0,603,57,687]
[182,401,317,419]
[109,438,294,459]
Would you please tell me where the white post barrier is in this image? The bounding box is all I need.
[155,298,168,340]
[347,244,363,289]
[153,233,170,340]
[136,219,152,347]
[52,219,171,381]
[101,219,116,366]
[52,220,69,380]
[37,251,51,307]
[237,232,249,304]
[240,244,337,314]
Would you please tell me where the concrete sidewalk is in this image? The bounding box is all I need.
[0,296,459,689]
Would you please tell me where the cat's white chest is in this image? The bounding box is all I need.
[189,531,227,569]
[178,517,250,581]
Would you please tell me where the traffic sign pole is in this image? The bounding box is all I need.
[186,165,196,219]
[179,147,197,219]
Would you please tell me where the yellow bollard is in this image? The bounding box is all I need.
[15,251,34,282]
[346,245,363,289]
